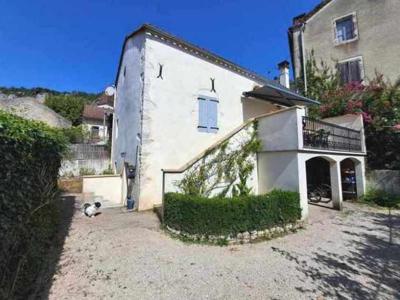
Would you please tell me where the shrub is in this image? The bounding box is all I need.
[0,111,67,298]
[44,94,85,125]
[164,190,301,236]
[102,165,114,175]
[79,167,96,176]
[61,125,89,143]
[362,188,400,208]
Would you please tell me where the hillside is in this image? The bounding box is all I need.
[0,86,100,103]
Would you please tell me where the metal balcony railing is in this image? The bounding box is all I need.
[302,116,363,152]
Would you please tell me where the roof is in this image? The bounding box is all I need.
[82,105,106,120]
[243,83,320,107]
[96,94,113,107]
[115,24,270,86]
[291,0,334,27]
[0,96,72,128]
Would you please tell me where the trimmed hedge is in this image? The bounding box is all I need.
[0,111,67,299]
[164,190,301,236]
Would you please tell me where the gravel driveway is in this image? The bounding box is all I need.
[44,196,400,300]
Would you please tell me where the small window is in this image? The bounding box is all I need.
[338,58,362,84]
[198,97,219,133]
[90,126,100,139]
[115,118,119,139]
[334,14,357,44]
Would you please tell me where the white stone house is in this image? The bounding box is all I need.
[110,24,366,218]
[82,104,110,145]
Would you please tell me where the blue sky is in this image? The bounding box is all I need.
[0,0,321,93]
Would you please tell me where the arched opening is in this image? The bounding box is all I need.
[306,157,332,208]
[341,158,357,200]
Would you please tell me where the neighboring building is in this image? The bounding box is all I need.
[82,104,110,144]
[0,95,71,128]
[96,93,114,111]
[111,24,366,216]
[288,0,400,86]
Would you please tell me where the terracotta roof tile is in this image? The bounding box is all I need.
[82,105,105,120]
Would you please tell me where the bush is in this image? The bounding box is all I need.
[362,188,400,208]
[61,125,89,143]
[164,190,301,236]
[79,167,96,176]
[45,94,85,125]
[0,111,67,298]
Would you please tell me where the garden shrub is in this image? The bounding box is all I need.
[0,111,67,299]
[164,190,301,236]
[362,187,400,208]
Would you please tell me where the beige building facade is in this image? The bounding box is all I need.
[289,0,400,86]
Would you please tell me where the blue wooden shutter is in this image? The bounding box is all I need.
[208,99,218,133]
[198,98,208,132]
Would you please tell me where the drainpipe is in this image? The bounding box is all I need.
[300,23,308,94]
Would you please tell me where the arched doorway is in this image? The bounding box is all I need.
[306,157,332,207]
[341,158,357,200]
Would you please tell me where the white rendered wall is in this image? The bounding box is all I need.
[258,150,366,219]
[138,35,273,210]
[82,175,123,207]
[83,120,108,140]
[257,106,305,152]
[112,33,145,173]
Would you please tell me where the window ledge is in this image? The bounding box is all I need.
[334,37,358,47]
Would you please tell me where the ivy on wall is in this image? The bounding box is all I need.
[177,121,261,197]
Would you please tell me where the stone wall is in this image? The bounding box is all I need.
[366,170,400,195]
[60,144,111,176]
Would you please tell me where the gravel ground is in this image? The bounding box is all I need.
[45,196,400,300]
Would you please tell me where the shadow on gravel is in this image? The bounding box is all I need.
[35,195,76,299]
[272,208,400,299]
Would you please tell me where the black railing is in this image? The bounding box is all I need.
[302,117,363,152]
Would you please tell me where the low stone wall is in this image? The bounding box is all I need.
[60,144,111,176]
[165,221,305,246]
[367,170,400,195]
[60,159,110,176]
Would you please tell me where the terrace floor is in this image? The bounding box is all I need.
[43,196,400,300]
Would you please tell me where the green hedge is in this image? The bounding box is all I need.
[0,111,67,299]
[164,190,301,236]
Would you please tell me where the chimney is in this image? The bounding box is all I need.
[278,60,290,89]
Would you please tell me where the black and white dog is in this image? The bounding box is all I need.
[83,202,101,217]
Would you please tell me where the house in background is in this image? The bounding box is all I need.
[82,104,110,144]
[289,0,400,86]
[104,24,367,217]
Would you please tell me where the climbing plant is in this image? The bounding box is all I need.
[177,121,261,197]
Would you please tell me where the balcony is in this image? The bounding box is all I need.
[256,106,365,154]
[302,116,363,152]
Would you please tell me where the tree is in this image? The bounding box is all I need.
[45,94,85,126]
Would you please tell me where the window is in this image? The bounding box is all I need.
[90,126,100,139]
[115,118,119,139]
[338,58,363,84]
[334,14,357,44]
[198,97,218,133]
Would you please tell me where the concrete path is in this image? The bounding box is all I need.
[45,198,400,300]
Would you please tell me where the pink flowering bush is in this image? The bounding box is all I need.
[301,56,400,169]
